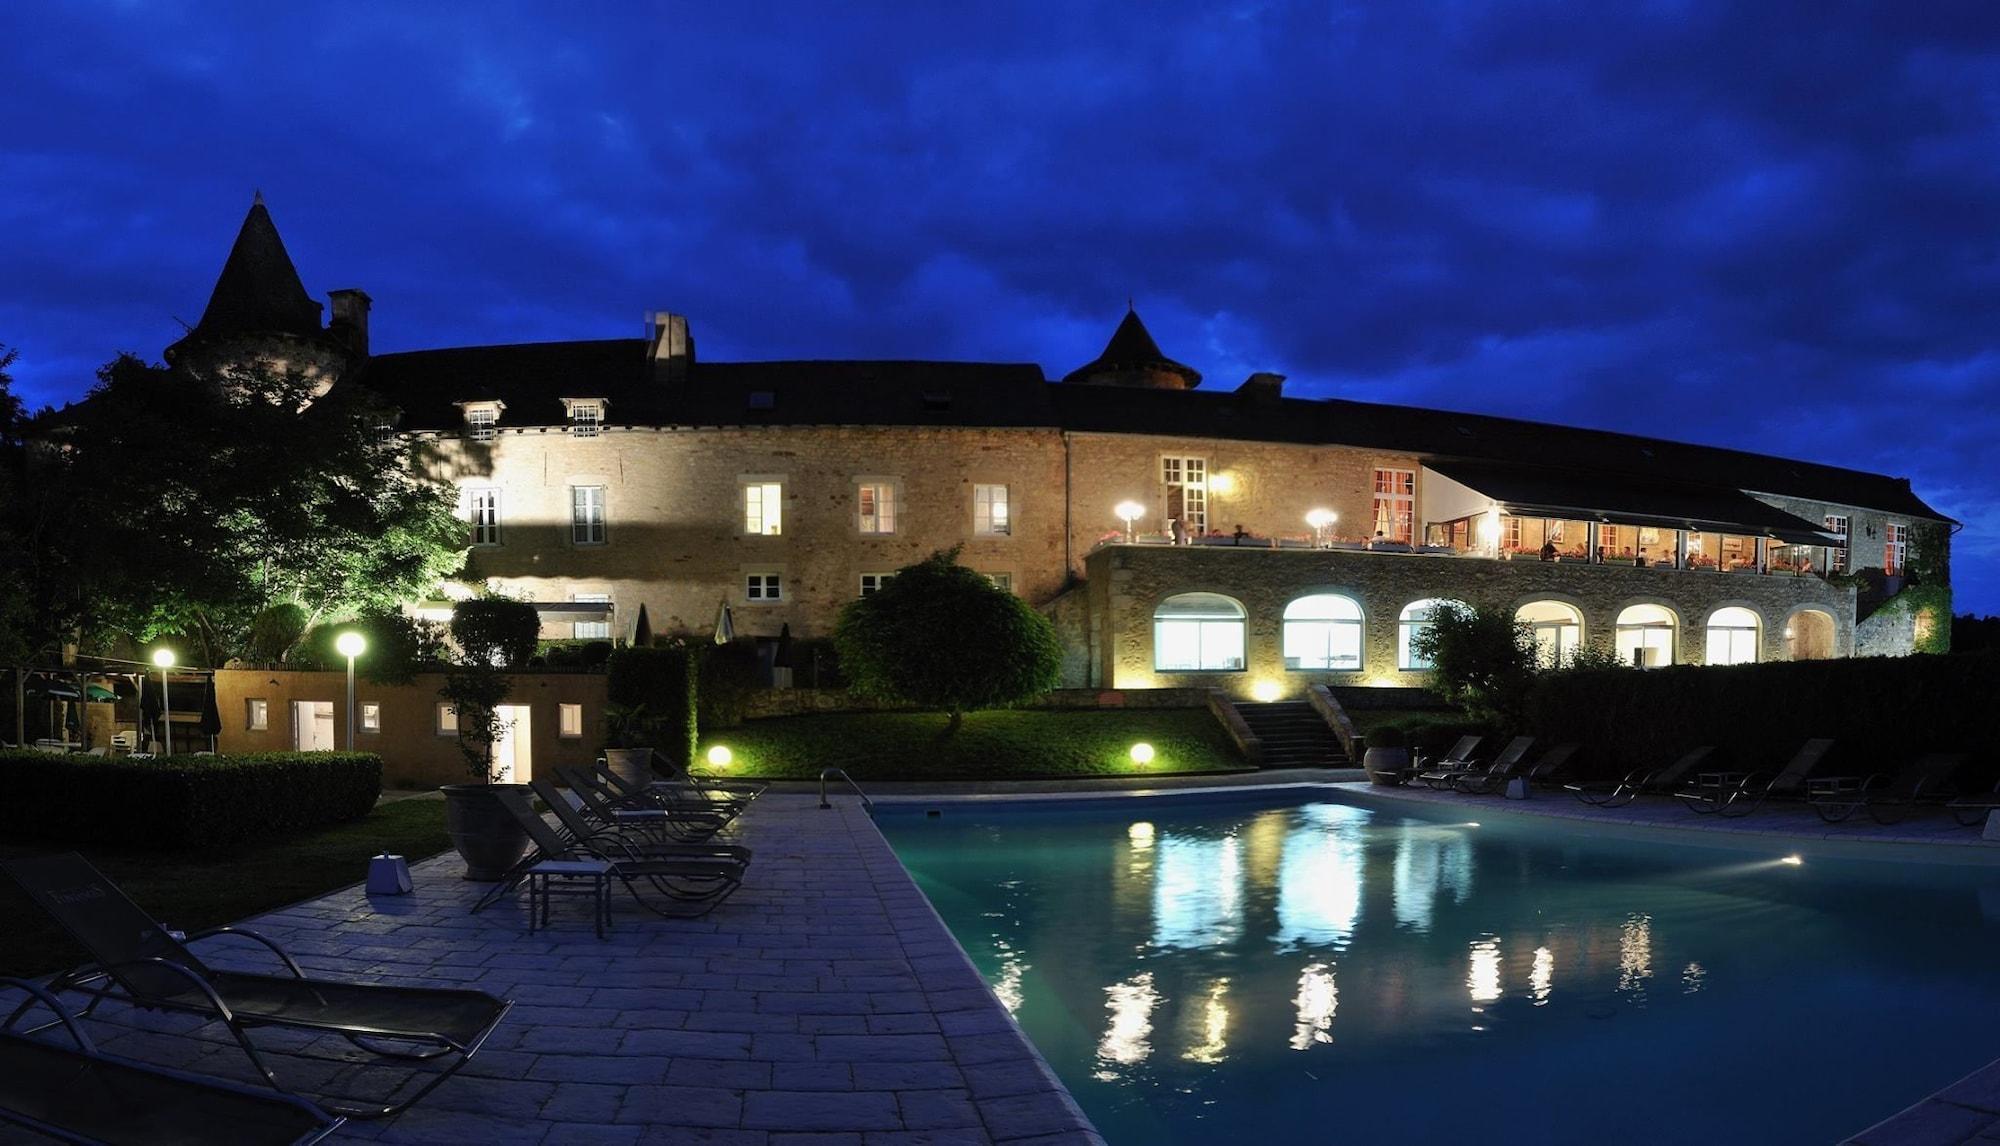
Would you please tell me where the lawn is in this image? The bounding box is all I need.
[708,707,1250,781]
[0,797,451,977]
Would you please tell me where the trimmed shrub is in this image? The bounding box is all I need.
[1523,652,2000,783]
[606,643,699,768]
[700,638,767,730]
[451,597,540,669]
[0,751,382,850]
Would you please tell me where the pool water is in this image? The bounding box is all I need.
[881,794,2000,1146]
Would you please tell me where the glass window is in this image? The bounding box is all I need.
[464,405,498,441]
[359,702,381,732]
[858,482,897,534]
[1517,601,1583,668]
[859,572,894,596]
[974,484,1011,536]
[567,401,602,437]
[746,573,783,602]
[1884,523,1905,576]
[985,572,1013,593]
[570,486,607,545]
[1162,457,1208,535]
[1614,604,1676,668]
[559,703,584,739]
[1153,592,1245,672]
[436,702,458,736]
[744,482,783,535]
[1283,594,1365,671]
[1823,515,1849,573]
[1398,598,1463,670]
[1372,468,1416,544]
[573,593,611,640]
[1706,607,1760,665]
[246,698,268,731]
[467,488,500,546]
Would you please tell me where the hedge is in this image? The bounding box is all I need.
[1523,652,2000,783]
[606,645,698,769]
[0,751,382,851]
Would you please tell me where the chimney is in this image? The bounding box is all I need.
[647,311,694,383]
[329,289,372,357]
[1236,372,1286,403]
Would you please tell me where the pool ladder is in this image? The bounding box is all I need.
[819,767,874,812]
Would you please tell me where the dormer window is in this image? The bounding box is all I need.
[459,401,504,442]
[565,398,607,437]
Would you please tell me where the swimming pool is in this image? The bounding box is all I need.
[881,791,2000,1145]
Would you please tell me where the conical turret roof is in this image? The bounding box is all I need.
[1061,308,1201,389]
[191,194,323,338]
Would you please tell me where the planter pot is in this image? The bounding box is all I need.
[603,747,656,788]
[440,783,532,881]
[1362,746,1410,786]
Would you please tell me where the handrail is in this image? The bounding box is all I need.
[819,767,874,812]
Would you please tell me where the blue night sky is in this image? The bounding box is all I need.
[4,3,1998,611]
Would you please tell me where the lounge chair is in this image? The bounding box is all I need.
[1,975,344,1145]
[1946,779,2000,827]
[1409,735,1487,787]
[529,779,752,865]
[1525,743,1581,788]
[561,766,731,842]
[595,759,750,821]
[646,747,770,801]
[478,786,747,920]
[1677,738,1835,818]
[1,853,510,1120]
[1567,746,1716,807]
[1447,737,1538,794]
[1808,753,1965,825]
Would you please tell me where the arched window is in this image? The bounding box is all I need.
[1614,604,1676,668]
[1154,593,1246,672]
[1283,594,1364,671]
[1705,607,1761,666]
[1398,598,1465,670]
[1787,610,1836,661]
[1517,601,1583,668]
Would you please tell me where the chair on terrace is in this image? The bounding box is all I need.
[647,747,770,802]
[1,976,344,1145]
[593,760,748,825]
[1445,737,1537,794]
[1,853,510,1120]
[1807,753,1964,825]
[1676,738,1835,818]
[1407,735,1483,786]
[1524,743,1581,788]
[1946,779,2000,827]
[530,779,751,865]
[1567,746,1715,807]
[562,766,731,842]
[475,786,746,920]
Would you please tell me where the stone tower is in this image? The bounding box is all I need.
[1062,307,1202,390]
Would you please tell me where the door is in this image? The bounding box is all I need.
[492,704,532,783]
[291,701,335,751]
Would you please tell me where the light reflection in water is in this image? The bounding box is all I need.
[1153,833,1242,949]
[1682,961,1706,994]
[1182,979,1232,1064]
[1094,972,1159,1079]
[1289,963,1337,1051]
[1468,936,1502,1005]
[1392,826,1476,933]
[1530,945,1555,1005]
[1275,811,1364,951]
[990,940,1027,1014]
[1619,913,1654,998]
[1128,821,1156,848]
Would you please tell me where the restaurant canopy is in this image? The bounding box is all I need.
[1422,459,1842,546]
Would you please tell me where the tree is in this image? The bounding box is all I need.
[449,596,540,669]
[0,342,34,663]
[1407,602,1538,727]
[37,356,465,664]
[834,549,1062,734]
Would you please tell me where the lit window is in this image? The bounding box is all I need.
[744,482,783,535]
[436,702,458,736]
[1398,598,1464,671]
[1824,515,1849,573]
[570,486,607,545]
[1283,594,1364,671]
[1517,601,1583,668]
[566,399,604,437]
[573,594,611,640]
[1884,523,1905,576]
[360,702,381,733]
[1614,604,1676,668]
[1372,468,1416,544]
[859,572,895,596]
[1161,457,1208,535]
[559,703,583,739]
[246,698,268,731]
[1153,593,1245,672]
[1705,607,1760,666]
[467,488,500,546]
[1502,517,1522,552]
[975,484,1011,536]
[463,405,499,441]
[857,481,898,535]
[985,572,1013,593]
[746,573,783,602]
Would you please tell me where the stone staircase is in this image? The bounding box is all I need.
[1236,701,1349,769]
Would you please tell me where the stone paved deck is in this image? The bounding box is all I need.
[1845,1059,2000,1146]
[59,794,1101,1144]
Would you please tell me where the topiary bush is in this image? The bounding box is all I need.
[0,751,381,850]
[606,643,699,769]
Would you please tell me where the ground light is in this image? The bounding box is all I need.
[1251,680,1282,702]
[1129,742,1155,766]
[706,745,733,767]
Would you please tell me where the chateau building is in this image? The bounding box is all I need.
[177,199,1954,697]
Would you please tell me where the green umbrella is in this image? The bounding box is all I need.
[85,684,117,702]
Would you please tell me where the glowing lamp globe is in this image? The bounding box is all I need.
[1114,500,1145,525]
[1305,508,1336,530]
[151,648,175,669]
[1129,742,1155,766]
[335,632,367,659]
[706,745,733,767]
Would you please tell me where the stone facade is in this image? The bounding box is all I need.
[1080,543,1858,697]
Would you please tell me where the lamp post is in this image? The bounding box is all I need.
[1306,508,1337,548]
[1115,500,1145,543]
[335,632,366,751]
[151,648,175,756]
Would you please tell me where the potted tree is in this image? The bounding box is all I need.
[437,597,537,881]
[1361,723,1411,786]
[602,701,656,789]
